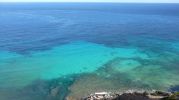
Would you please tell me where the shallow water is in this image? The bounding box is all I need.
[0,3,179,100]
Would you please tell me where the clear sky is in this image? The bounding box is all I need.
[0,0,179,3]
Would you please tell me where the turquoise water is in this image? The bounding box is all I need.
[0,41,149,88]
[0,3,179,100]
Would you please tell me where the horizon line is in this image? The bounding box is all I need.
[0,1,179,3]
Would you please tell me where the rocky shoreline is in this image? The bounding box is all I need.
[82,91,179,100]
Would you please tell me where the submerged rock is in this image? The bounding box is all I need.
[169,85,179,92]
[50,86,60,97]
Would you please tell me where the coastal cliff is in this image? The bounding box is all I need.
[81,91,179,100]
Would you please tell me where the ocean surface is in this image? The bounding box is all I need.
[0,3,179,100]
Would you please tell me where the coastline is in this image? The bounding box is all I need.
[81,91,179,100]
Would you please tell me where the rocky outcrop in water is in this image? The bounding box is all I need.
[83,91,179,100]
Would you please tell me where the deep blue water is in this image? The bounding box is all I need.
[0,3,179,100]
[1,3,179,54]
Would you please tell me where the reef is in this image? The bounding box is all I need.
[1,73,179,100]
[1,56,179,100]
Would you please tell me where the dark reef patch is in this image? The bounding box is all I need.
[169,85,179,92]
[0,74,79,100]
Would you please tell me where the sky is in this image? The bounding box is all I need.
[0,0,179,3]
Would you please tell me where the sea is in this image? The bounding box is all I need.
[0,3,179,100]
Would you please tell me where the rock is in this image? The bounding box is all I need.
[163,92,179,100]
[115,93,151,100]
[150,91,171,97]
[82,91,179,100]
[84,92,118,100]
[50,86,60,97]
